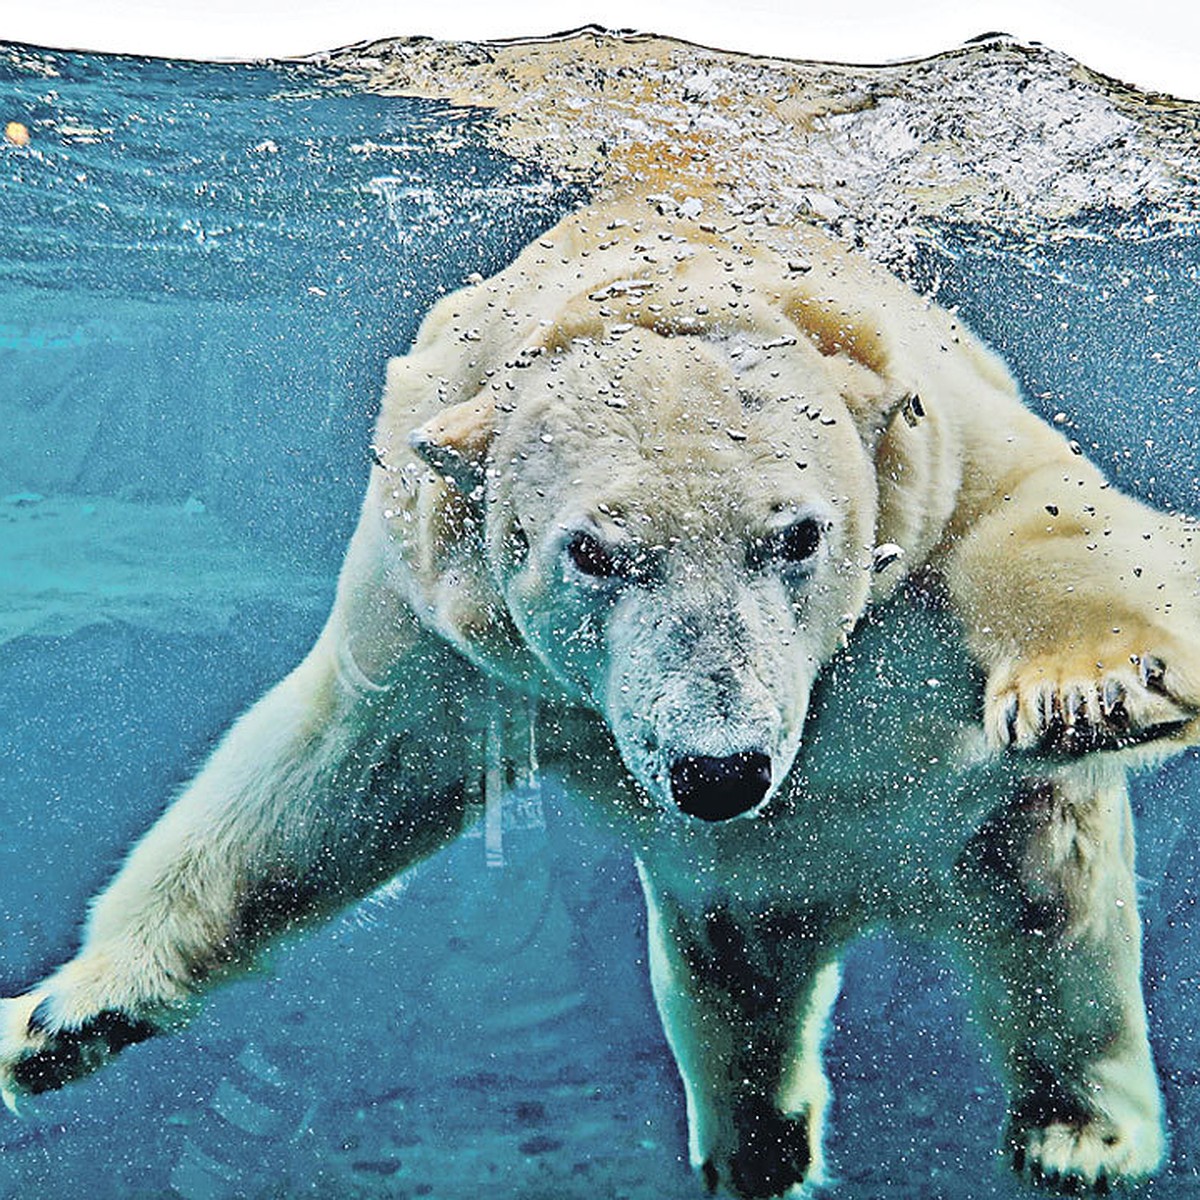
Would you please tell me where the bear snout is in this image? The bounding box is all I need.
[669,751,772,821]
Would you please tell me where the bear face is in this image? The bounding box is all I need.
[480,329,879,820]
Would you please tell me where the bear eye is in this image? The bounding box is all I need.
[749,517,825,570]
[777,517,824,562]
[566,531,620,579]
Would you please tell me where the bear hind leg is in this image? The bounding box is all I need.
[952,768,1164,1193]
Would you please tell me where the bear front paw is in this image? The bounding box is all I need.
[1,990,160,1109]
[699,1101,818,1199]
[985,646,1199,755]
[1010,1115,1165,1195]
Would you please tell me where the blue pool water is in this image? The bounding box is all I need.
[1,35,1199,1200]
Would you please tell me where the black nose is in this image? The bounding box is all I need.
[669,751,773,822]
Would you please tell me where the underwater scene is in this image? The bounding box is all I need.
[1,26,1200,1200]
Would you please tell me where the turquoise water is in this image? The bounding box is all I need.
[1,37,1199,1200]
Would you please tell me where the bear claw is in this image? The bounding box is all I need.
[1022,1160,1111,1197]
[987,650,1196,756]
[1009,1113,1162,1196]
[1138,653,1167,693]
[26,998,55,1037]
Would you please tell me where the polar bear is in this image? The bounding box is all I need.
[4,193,1200,1199]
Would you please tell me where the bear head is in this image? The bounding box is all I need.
[397,218,920,821]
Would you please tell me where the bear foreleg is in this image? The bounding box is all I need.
[1,514,481,1106]
[639,865,844,1199]
[944,458,1200,759]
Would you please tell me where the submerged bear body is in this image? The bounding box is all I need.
[5,194,1200,1199]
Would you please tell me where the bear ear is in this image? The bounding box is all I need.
[842,379,924,451]
[408,393,497,495]
[779,289,919,449]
